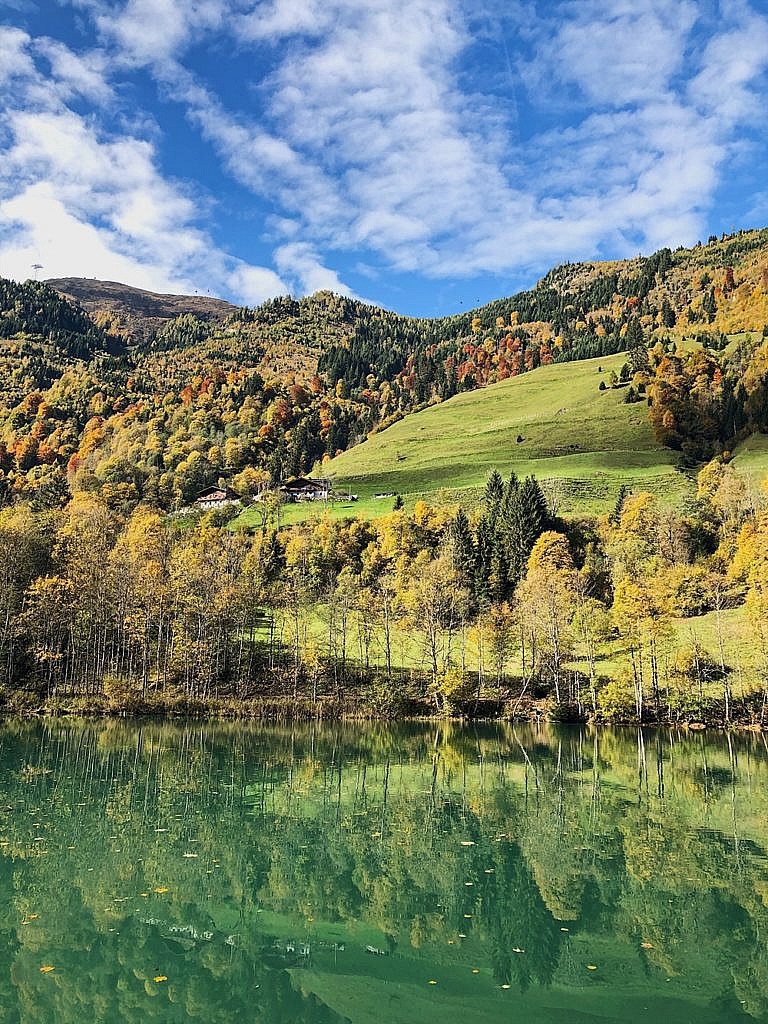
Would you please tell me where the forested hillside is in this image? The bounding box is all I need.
[1,226,768,514]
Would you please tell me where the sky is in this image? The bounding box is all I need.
[1,1,767,317]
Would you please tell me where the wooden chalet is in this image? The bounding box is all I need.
[280,477,331,503]
[194,486,242,511]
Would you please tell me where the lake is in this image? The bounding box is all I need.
[0,719,766,1023]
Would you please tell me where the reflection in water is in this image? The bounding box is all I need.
[0,720,766,1023]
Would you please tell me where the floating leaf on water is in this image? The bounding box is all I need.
[153,976,168,983]
[641,942,654,949]
[460,840,475,846]
[140,893,149,897]
[463,914,472,919]
[465,882,473,886]
[154,887,169,894]
[587,965,598,971]
[501,983,511,989]
[39,966,55,974]
[428,979,438,985]
[560,927,569,932]
[471,968,480,974]
[182,853,198,859]
[512,947,525,954]
[458,933,466,938]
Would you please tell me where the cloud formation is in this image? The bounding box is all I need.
[0,25,287,302]
[1,0,768,306]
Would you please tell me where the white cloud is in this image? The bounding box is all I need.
[274,242,363,298]
[0,182,189,290]
[0,26,36,86]
[7,0,768,304]
[0,26,286,304]
[34,37,114,103]
[229,263,289,304]
[94,0,227,67]
[538,0,700,106]
[162,0,768,280]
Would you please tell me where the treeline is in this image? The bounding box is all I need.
[3,456,768,724]
[0,278,113,360]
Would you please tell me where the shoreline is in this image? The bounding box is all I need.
[2,692,765,731]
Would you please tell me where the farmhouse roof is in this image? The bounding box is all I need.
[281,477,328,490]
[195,486,240,500]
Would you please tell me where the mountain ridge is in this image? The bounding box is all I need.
[0,224,766,513]
[45,277,239,342]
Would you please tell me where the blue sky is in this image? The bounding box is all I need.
[1,0,767,316]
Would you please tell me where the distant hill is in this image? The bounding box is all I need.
[45,278,238,342]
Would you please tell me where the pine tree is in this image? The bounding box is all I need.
[450,508,476,590]
[485,469,504,508]
[626,318,648,374]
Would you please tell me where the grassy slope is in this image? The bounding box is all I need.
[260,604,761,695]
[732,432,768,483]
[324,352,690,515]
[232,347,768,532]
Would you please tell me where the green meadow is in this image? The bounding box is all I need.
[232,350,767,533]
[325,352,689,514]
[230,353,691,532]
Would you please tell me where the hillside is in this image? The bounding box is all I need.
[46,277,238,342]
[1,226,768,514]
[272,352,687,520]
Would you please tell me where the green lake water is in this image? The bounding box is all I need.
[0,720,767,1023]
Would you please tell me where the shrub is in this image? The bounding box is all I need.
[596,676,636,719]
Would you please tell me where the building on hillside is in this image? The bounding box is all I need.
[194,486,242,511]
[280,477,332,503]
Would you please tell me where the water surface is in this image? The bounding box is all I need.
[0,719,766,1023]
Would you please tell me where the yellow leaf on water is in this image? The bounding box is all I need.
[587,965,598,971]
[428,980,438,985]
[154,887,169,894]
[471,968,480,974]
[153,976,168,983]
[641,942,654,949]
[39,966,55,974]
